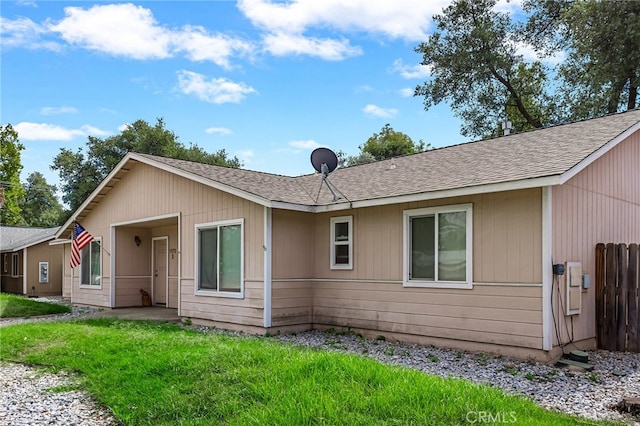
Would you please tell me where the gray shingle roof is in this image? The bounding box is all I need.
[137,109,640,207]
[0,226,60,251]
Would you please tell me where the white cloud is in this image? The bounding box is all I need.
[289,140,321,151]
[177,70,257,104]
[263,32,361,60]
[172,26,255,70]
[515,42,566,65]
[40,106,78,115]
[205,127,233,135]
[0,17,62,50]
[398,88,414,97]
[236,149,255,164]
[49,3,172,59]
[494,0,523,14]
[363,104,398,118]
[238,0,448,41]
[390,59,431,79]
[14,122,109,140]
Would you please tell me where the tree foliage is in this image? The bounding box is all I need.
[0,124,26,225]
[19,172,65,227]
[52,118,242,212]
[415,0,555,139]
[338,124,428,167]
[524,0,640,119]
[415,0,639,138]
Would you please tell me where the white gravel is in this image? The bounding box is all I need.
[1,298,639,425]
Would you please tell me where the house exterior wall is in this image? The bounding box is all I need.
[272,188,545,355]
[1,251,23,294]
[0,243,62,296]
[271,209,314,328]
[552,129,640,346]
[25,241,63,296]
[69,162,265,328]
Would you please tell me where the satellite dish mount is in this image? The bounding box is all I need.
[310,148,341,202]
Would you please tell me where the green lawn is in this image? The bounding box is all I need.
[0,293,71,318]
[0,319,605,425]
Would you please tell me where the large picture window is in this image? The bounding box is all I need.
[81,238,101,286]
[403,204,472,289]
[196,219,243,297]
[330,216,353,270]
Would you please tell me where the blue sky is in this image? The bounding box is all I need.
[2,0,529,189]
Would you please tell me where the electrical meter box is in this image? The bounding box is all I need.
[565,262,582,315]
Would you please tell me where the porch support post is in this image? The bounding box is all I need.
[542,186,553,351]
[110,225,116,307]
[263,207,272,328]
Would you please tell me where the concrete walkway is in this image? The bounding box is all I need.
[88,307,180,322]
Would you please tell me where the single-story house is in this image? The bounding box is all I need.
[1,226,63,296]
[53,109,640,360]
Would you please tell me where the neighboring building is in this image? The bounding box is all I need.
[52,110,640,360]
[1,226,63,296]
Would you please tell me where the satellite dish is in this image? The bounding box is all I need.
[310,148,338,177]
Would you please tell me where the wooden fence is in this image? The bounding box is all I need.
[595,243,639,352]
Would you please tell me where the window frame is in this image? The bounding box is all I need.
[403,204,473,289]
[39,262,49,283]
[11,253,19,277]
[330,215,353,270]
[80,237,102,288]
[194,218,244,299]
[3,253,7,273]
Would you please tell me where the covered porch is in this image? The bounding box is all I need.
[111,214,180,309]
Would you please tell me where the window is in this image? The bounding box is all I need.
[11,253,19,277]
[3,254,7,273]
[330,216,353,270]
[196,219,243,297]
[39,262,49,283]
[404,204,472,289]
[80,238,101,286]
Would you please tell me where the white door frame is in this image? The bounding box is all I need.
[152,236,169,307]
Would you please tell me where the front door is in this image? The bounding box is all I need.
[152,237,168,306]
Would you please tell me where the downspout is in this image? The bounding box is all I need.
[263,207,272,328]
[542,186,553,351]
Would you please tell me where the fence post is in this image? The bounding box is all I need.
[616,244,629,352]
[629,244,639,353]
[605,243,617,351]
[595,243,606,348]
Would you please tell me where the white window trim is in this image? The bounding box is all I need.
[39,262,49,283]
[194,218,244,299]
[330,215,353,270]
[11,253,19,277]
[403,203,473,289]
[3,254,7,273]
[80,237,102,289]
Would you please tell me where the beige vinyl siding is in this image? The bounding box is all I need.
[273,189,544,350]
[271,210,314,327]
[25,242,63,296]
[314,282,542,348]
[552,129,640,345]
[70,161,265,324]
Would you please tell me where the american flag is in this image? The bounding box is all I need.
[70,222,94,269]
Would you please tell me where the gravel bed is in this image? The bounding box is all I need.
[2,302,639,425]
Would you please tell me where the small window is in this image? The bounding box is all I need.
[3,254,7,273]
[39,262,49,283]
[404,204,472,289]
[196,219,243,297]
[80,238,101,287]
[11,253,19,277]
[330,216,353,270]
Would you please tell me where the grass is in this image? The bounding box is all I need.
[0,319,607,425]
[0,293,71,318]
